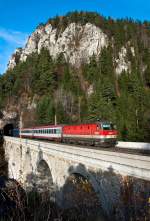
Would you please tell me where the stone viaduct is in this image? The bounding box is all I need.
[4,136,150,219]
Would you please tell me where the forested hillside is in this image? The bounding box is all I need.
[0,11,150,141]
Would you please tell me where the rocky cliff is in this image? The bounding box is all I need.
[8,22,131,75]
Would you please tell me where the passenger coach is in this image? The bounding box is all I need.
[21,125,62,141]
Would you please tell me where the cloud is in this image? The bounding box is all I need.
[0,27,28,74]
[0,27,28,45]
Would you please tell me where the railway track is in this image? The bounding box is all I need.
[31,138,150,157]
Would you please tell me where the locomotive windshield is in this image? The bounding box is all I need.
[101,122,114,130]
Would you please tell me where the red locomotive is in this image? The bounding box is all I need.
[19,121,118,147]
[63,122,117,146]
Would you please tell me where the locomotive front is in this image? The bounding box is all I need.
[97,122,118,146]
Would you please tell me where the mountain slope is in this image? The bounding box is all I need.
[0,11,150,141]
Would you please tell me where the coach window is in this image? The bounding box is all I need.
[56,129,60,134]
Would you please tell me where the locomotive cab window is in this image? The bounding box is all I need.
[102,123,114,130]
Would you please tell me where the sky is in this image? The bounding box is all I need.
[0,0,150,74]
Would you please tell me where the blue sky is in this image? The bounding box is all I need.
[0,0,150,74]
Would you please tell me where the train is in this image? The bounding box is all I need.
[14,121,118,147]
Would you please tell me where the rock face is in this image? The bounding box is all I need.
[115,47,131,75]
[8,23,109,68]
[8,23,108,69]
[7,22,134,74]
[7,48,23,70]
[0,111,18,128]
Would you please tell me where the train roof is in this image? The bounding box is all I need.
[21,125,63,130]
[20,121,114,130]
